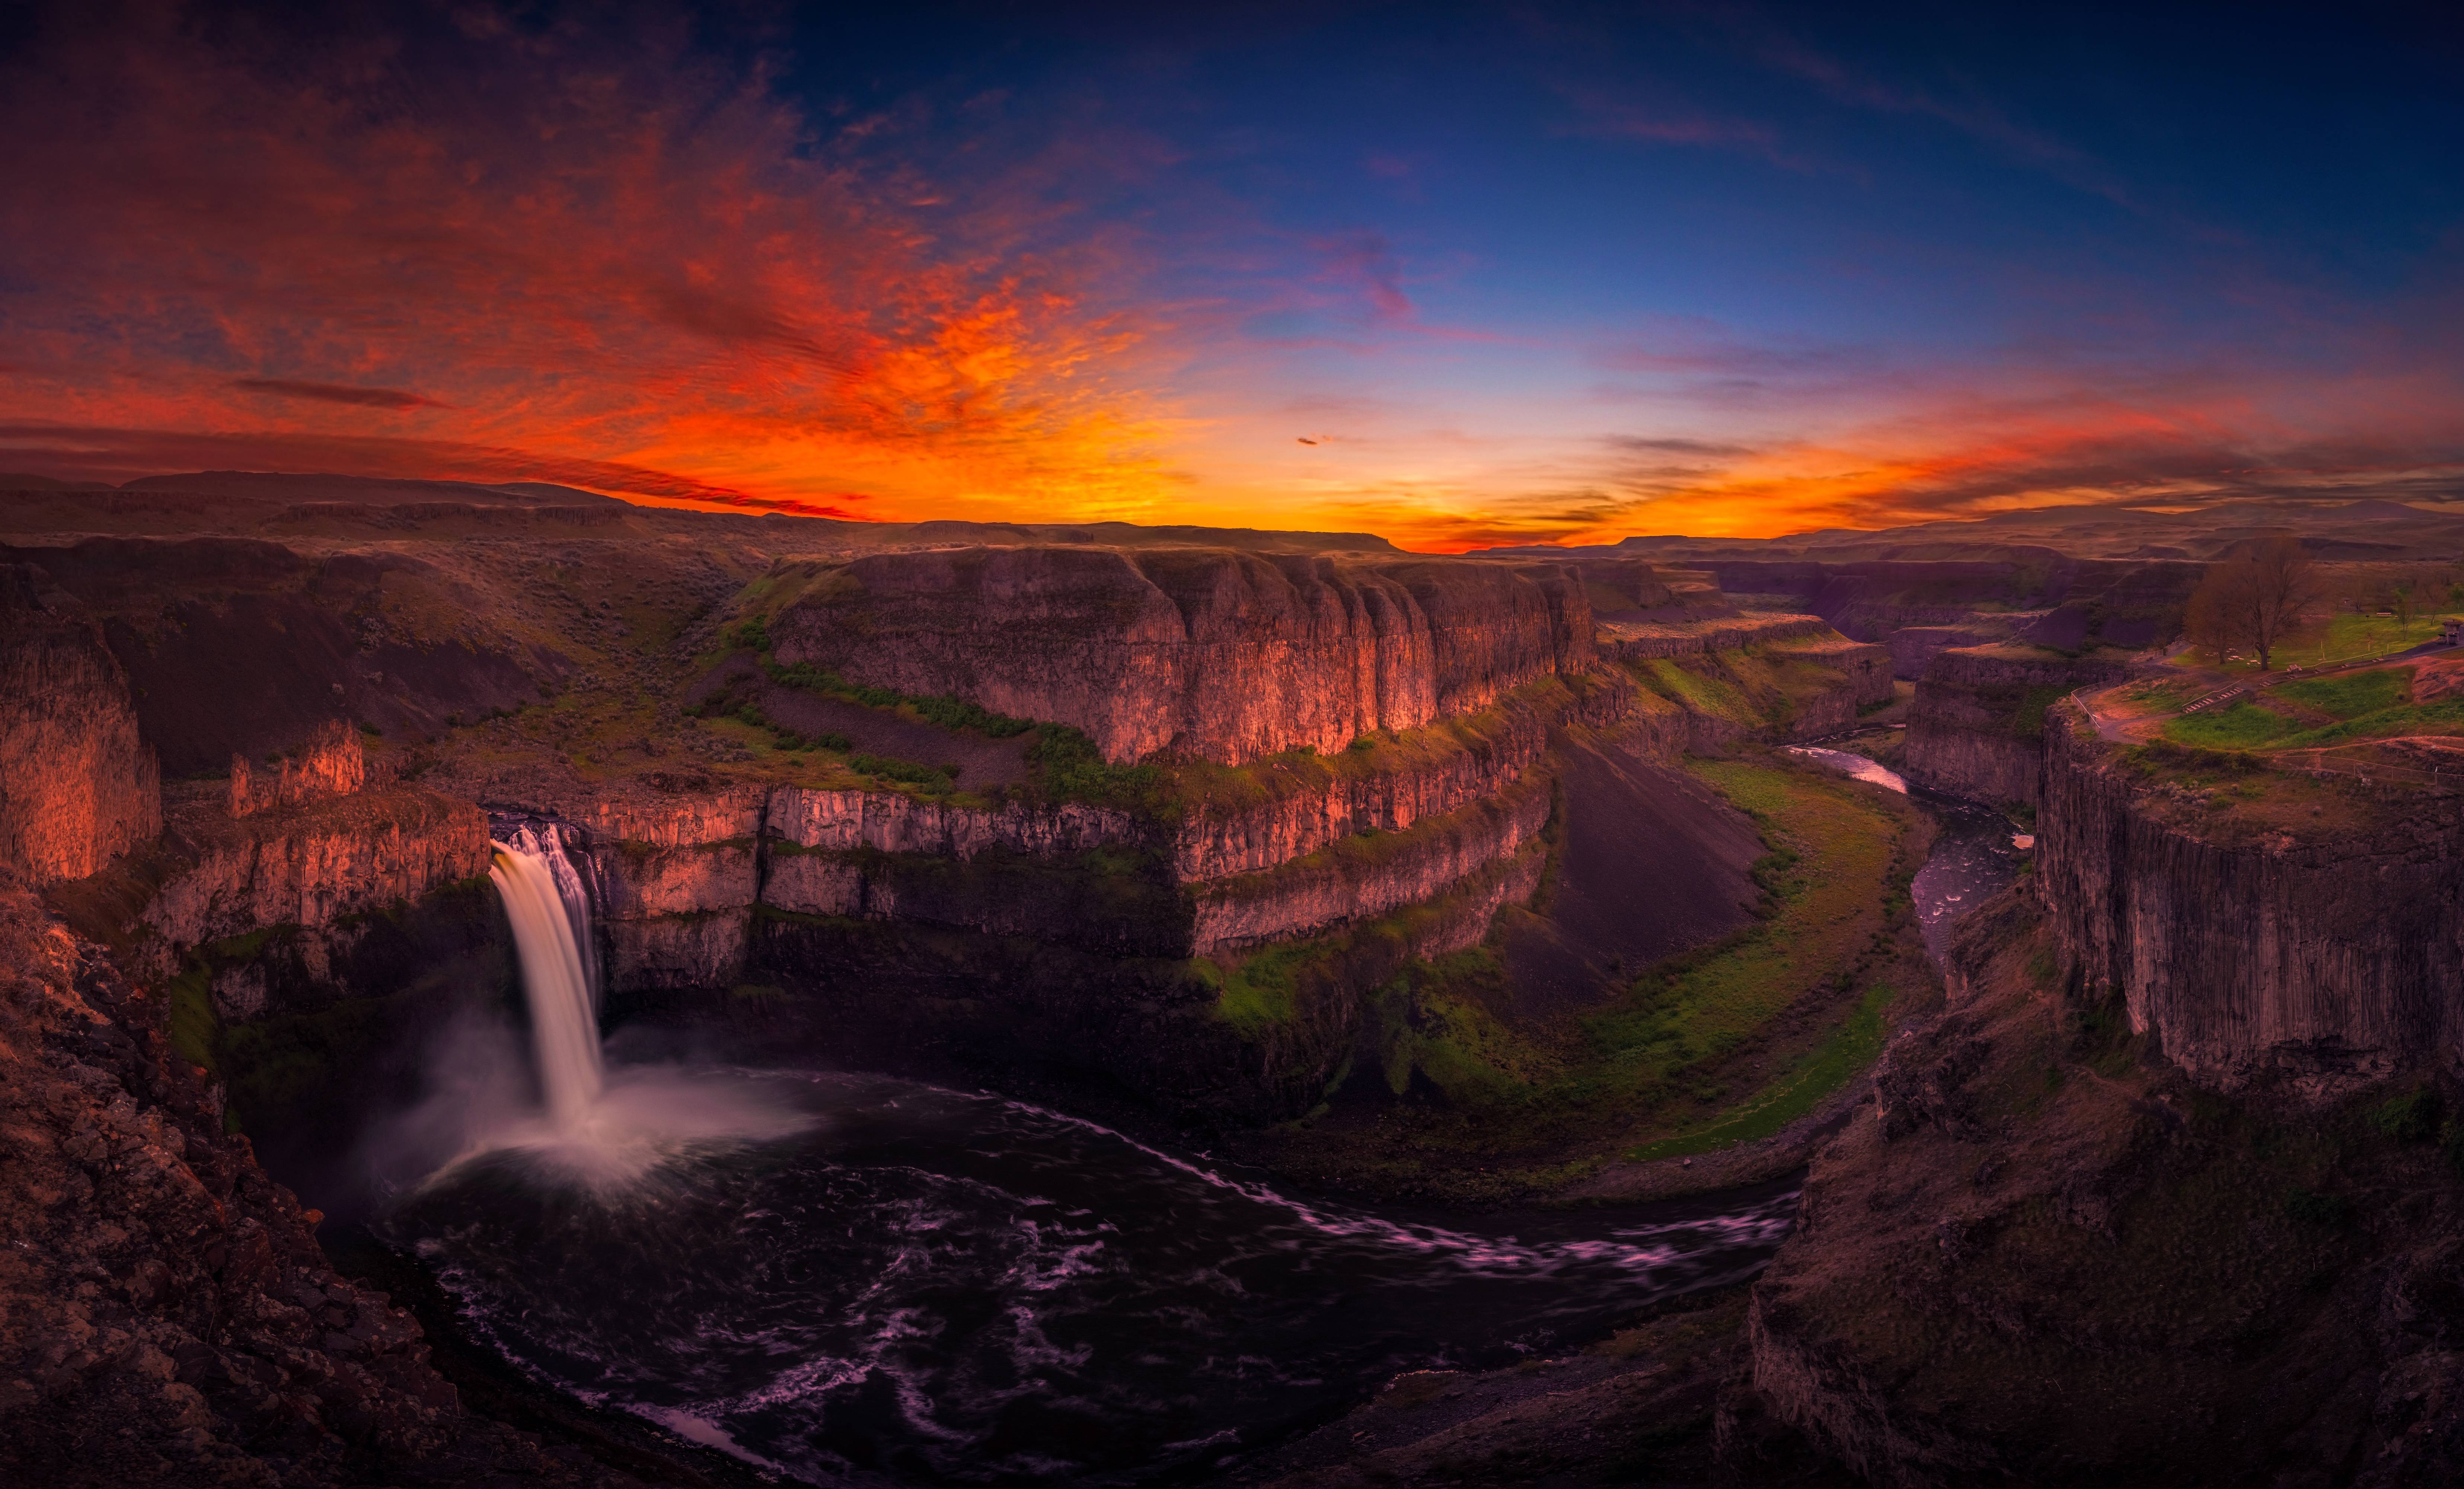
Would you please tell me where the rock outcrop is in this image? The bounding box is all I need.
[1901,647,2133,806]
[2037,705,2464,1086]
[137,791,489,980]
[0,887,641,1488]
[1595,612,1833,660]
[1743,882,2464,1488]
[1165,676,1589,880]
[770,547,1596,763]
[1191,775,1553,954]
[228,721,367,818]
[0,598,162,884]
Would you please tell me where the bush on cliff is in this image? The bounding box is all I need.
[1025,725,1168,815]
[766,657,1034,737]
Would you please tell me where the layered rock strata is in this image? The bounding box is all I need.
[0,598,162,883]
[1190,775,1554,953]
[1595,612,1832,660]
[1902,647,2133,806]
[769,546,1596,763]
[2037,704,2464,1085]
[1164,675,1607,880]
[138,791,489,980]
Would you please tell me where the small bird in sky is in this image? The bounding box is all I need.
[1296,437,1318,445]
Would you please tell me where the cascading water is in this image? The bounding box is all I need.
[489,830,606,1128]
[383,828,1816,1486]
[407,822,807,1189]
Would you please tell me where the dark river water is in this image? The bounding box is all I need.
[387,1071,1800,1486]
[387,753,2014,1487]
[1785,746,2029,963]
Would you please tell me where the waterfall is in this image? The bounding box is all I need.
[490,830,606,1129]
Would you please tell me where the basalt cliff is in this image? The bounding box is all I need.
[32,477,2464,1488]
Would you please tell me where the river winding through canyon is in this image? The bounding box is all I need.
[386,785,2017,1487]
[1785,746,2028,963]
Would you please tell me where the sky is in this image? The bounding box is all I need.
[4,1,2463,549]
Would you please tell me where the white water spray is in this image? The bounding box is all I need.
[490,832,606,1128]
[393,822,811,1190]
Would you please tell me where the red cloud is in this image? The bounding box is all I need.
[0,3,1180,519]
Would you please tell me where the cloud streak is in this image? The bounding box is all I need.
[0,2,1185,520]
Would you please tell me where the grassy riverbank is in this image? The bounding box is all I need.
[1235,750,1933,1202]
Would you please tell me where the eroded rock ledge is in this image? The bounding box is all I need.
[768,546,1597,764]
[2037,702,2464,1087]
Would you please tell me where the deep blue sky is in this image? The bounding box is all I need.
[6,1,2463,542]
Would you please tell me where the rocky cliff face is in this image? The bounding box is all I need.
[137,791,489,981]
[2038,707,2464,1086]
[1741,882,2464,1489]
[1901,647,2133,806]
[1191,775,1554,954]
[1164,678,1580,881]
[0,887,641,1489]
[770,546,1595,763]
[1595,613,1833,660]
[228,721,366,818]
[0,599,162,884]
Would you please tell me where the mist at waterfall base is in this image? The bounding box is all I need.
[366,833,810,1192]
[363,830,1804,1485]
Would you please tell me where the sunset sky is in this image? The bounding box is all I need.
[4,3,2463,549]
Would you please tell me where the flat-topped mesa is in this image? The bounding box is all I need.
[767,546,1595,765]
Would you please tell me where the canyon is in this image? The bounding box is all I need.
[15,472,2464,1486]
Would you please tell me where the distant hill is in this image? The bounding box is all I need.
[0,473,113,490]
[115,471,626,506]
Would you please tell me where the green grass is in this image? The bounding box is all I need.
[1245,753,1919,1198]
[2273,667,2411,720]
[1633,657,1759,726]
[1580,759,1900,1097]
[2164,702,2294,749]
[2268,697,2464,750]
[1624,981,1897,1161]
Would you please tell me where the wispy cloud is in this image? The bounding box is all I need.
[230,378,449,409]
[1557,86,1819,173]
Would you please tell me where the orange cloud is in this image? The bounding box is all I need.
[0,4,1184,523]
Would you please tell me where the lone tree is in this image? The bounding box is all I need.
[2185,535,2320,671]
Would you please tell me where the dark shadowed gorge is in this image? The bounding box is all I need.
[16,471,2464,1487]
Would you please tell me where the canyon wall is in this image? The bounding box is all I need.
[140,792,489,974]
[769,546,1595,763]
[0,596,162,884]
[1902,647,2134,806]
[0,887,643,1487]
[1701,555,2199,676]
[1190,774,1554,953]
[2037,707,2464,1085]
[1595,613,1832,660]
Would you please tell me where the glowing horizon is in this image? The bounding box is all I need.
[6,6,2462,552]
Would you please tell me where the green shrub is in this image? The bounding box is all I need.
[726,615,770,654]
[850,753,951,788]
[764,659,1032,737]
[1025,725,1168,814]
[2371,1084,2443,1144]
